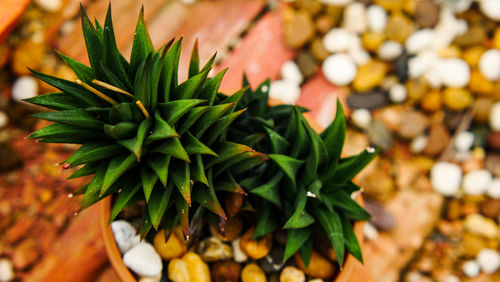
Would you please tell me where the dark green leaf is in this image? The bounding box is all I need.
[283,186,315,229]
[150,137,190,163]
[170,162,191,205]
[33,110,104,130]
[146,155,170,186]
[158,99,206,124]
[283,228,311,263]
[183,132,217,156]
[100,153,137,195]
[140,166,158,202]
[129,6,154,79]
[64,142,123,167]
[118,118,152,160]
[253,202,280,239]
[310,205,345,265]
[148,183,174,229]
[341,213,363,263]
[23,92,85,110]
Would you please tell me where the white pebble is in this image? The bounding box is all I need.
[35,0,62,12]
[487,178,500,199]
[11,76,38,102]
[477,248,500,274]
[408,51,439,79]
[123,242,163,277]
[366,5,387,33]
[0,112,8,129]
[455,131,474,152]
[281,61,303,85]
[138,273,162,282]
[389,83,407,103]
[462,169,493,196]
[322,54,357,86]
[348,47,370,66]
[405,29,435,55]
[0,259,14,282]
[351,108,371,129]
[342,2,367,33]
[479,49,500,81]
[363,222,378,241]
[437,58,470,88]
[377,41,403,61]
[480,0,500,21]
[111,220,140,254]
[431,162,462,196]
[463,260,480,278]
[269,80,301,104]
[442,275,460,282]
[319,0,352,6]
[432,10,468,50]
[322,28,358,53]
[490,102,500,131]
[232,238,248,263]
[410,135,429,154]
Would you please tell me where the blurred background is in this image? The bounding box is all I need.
[0,0,500,281]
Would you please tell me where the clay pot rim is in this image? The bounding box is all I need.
[99,101,368,282]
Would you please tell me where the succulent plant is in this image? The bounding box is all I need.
[26,5,266,239]
[226,78,377,267]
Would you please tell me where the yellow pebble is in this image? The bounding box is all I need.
[443,88,473,111]
[420,90,442,112]
[241,263,267,282]
[463,46,486,68]
[438,45,461,58]
[406,78,429,101]
[375,0,405,11]
[362,33,385,52]
[353,60,387,92]
[153,230,187,260]
[469,70,494,95]
[493,27,500,50]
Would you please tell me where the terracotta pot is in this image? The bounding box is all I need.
[0,0,31,43]
[99,100,372,281]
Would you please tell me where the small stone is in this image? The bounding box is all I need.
[342,2,367,33]
[469,70,494,96]
[12,40,45,76]
[366,120,393,151]
[353,60,387,92]
[35,0,62,12]
[240,227,273,260]
[348,47,370,66]
[488,132,500,150]
[210,216,243,242]
[480,199,500,219]
[309,39,330,61]
[322,28,357,53]
[388,83,407,103]
[410,135,429,154]
[395,52,409,82]
[322,54,357,86]
[168,252,210,282]
[212,261,241,282]
[455,131,474,152]
[11,76,38,102]
[384,12,415,43]
[364,198,396,230]
[420,90,442,112]
[377,40,403,61]
[280,266,305,282]
[232,238,248,263]
[153,230,186,260]
[415,0,439,28]
[423,123,450,157]
[0,259,14,282]
[269,80,301,104]
[123,242,163,277]
[283,9,315,49]
[443,88,473,111]
[475,98,493,123]
[431,162,462,196]
[438,58,471,88]
[367,5,387,33]
[347,91,388,110]
[463,260,480,278]
[258,246,284,273]
[442,275,460,282]
[363,222,379,240]
[487,179,500,199]
[463,46,486,68]
[405,29,435,55]
[374,0,404,11]
[477,248,500,274]
[294,252,336,279]
[361,32,385,52]
[397,111,428,139]
[315,15,335,35]
[461,232,488,257]
[453,25,486,48]
[408,51,438,79]
[241,263,266,282]
[12,239,39,270]
[296,51,317,79]
[485,154,500,177]
[463,170,493,196]
[406,78,429,102]
[281,61,303,85]
[439,45,461,58]
[351,108,371,129]
[480,0,500,21]
[464,214,499,239]
[295,0,322,15]
[138,273,161,282]
[479,49,500,81]
[0,112,9,129]
[490,102,500,131]
[198,237,233,262]
[111,220,140,254]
